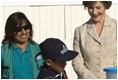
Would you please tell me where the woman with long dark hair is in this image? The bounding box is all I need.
[1,12,43,79]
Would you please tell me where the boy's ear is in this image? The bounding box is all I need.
[45,59,52,66]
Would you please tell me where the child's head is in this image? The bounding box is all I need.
[43,58,67,73]
[39,38,78,73]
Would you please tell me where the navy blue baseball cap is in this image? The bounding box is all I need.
[39,38,78,61]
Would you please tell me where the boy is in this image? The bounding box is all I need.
[37,38,78,79]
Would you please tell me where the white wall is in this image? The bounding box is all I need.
[1,2,117,79]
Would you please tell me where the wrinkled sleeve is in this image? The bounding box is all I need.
[72,27,97,79]
[1,46,3,66]
[1,55,3,66]
[113,19,117,67]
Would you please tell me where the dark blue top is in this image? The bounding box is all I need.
[37,64,67,79]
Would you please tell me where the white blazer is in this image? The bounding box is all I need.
[72,14,117,79]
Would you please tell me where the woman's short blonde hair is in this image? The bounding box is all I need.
[83,1,112,9]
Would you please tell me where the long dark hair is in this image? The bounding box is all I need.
[2,12,35,48]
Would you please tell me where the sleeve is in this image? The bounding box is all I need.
[113,19,117,67]
[1,46,3,66]
[72,27,97,79]
[1,55,3,66]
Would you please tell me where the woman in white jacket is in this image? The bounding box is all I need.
[72,1,117,79]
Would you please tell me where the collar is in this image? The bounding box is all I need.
[12,43,18,50]
[12,40,31,52]
[41,64,64,79]
[87,14,111,29]
[103,14,111,27]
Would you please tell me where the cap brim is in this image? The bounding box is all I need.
[54,50,78,61]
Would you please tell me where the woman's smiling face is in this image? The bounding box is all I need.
[88,1,106,23]
[13,21,30,44]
